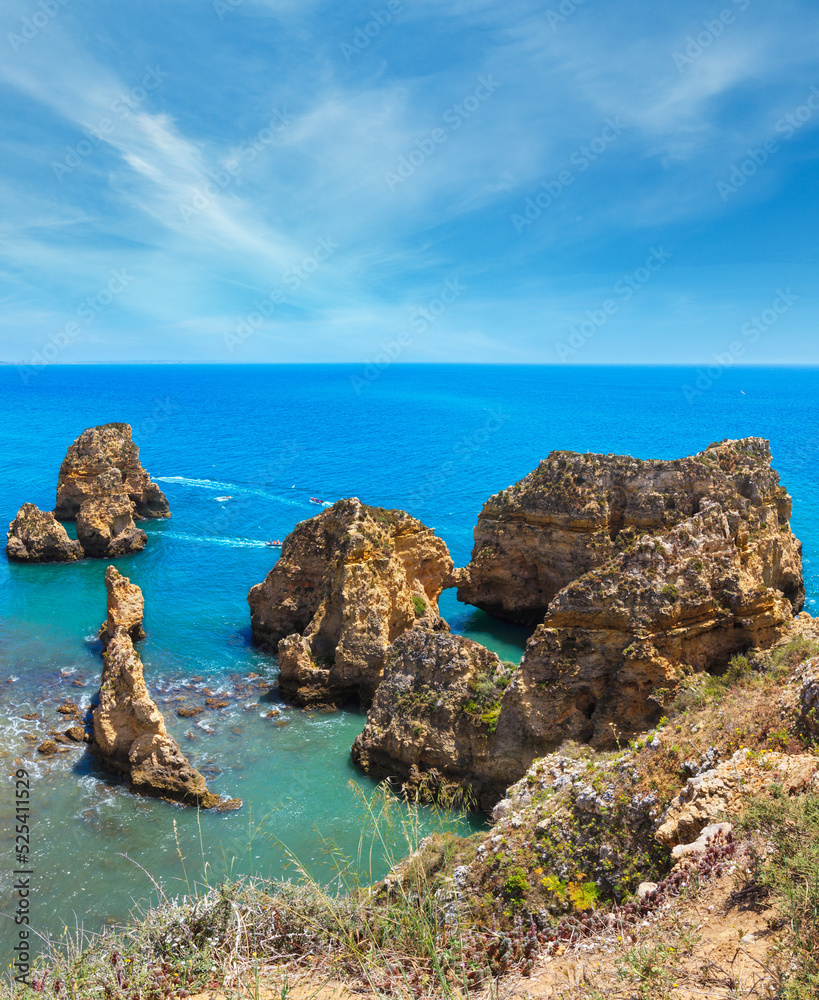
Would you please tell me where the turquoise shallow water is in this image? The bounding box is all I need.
[1,363,818,955]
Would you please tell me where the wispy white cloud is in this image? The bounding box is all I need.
[0,0,818,363]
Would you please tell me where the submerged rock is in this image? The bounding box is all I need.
[90,575,229,809]
[457,438,803,625]
[77,472,147,558]
[248,498,455,707]
[98,565,146,649]
[55,422,170,520]
[6,504,84,563]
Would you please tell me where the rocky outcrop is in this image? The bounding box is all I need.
[795,656,819,737]
[90,574,226,808]
[351,630,515,809]
[55,423,170,520]
[98,565,146,649]
[457,438,803,625]
[248,498,455,707]
[355,439,803,807]
[6,504,83,563]
[488,496,802,778]
[655,749,819,847]
[76,471,147,558]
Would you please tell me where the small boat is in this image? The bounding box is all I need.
[215,495,232,502]
[309,497,323,505]
[265,540,282,548]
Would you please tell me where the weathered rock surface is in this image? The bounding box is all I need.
[55,422,170,520]
[351,630,514,809]
[796,656,819,737]
[6,503,83,563]
[359,439,804,807]
[90,576,226,808]
[457,438,803,625]
[248,498,455,707]
[77,483,147,559]
[490,496,802,775]
[670,822,733,860]
[655,749,818,847]
[98,565,146,649]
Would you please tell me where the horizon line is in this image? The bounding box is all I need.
[4,361,819,369]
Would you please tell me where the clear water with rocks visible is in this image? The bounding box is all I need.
[1,363,817,955]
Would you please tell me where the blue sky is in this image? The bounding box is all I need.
[1,0,818,365]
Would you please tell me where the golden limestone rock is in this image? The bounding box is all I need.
[76,469,147,558]
[90,572,231,809]
[351,629,513,811]
[488,497,802,783]
[354,439,804,807]
[98,564,146,649]
[248,498,455,708]
[457,437,802,624]
[6,503,83,563]
[55,422,169,520]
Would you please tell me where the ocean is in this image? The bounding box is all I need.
[1,363,817,954]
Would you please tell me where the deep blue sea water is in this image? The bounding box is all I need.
[1,363,818,955]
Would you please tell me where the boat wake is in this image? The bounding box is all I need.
[163,532,274,549]
[156,476,310,509]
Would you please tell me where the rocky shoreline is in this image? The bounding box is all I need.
[7,430,819,997]
[3,435,809,837]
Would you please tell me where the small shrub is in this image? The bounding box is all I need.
[503,869,529,901]
[724,652,751,684]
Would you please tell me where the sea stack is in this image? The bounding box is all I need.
[353,439,805,807]
[55,423,170,520]
[457,437,803,624]
[248,498,455,708]
[98,564,146,649]
[6,503,83,563]
[90,567,227,808]
[76,469,148,558]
